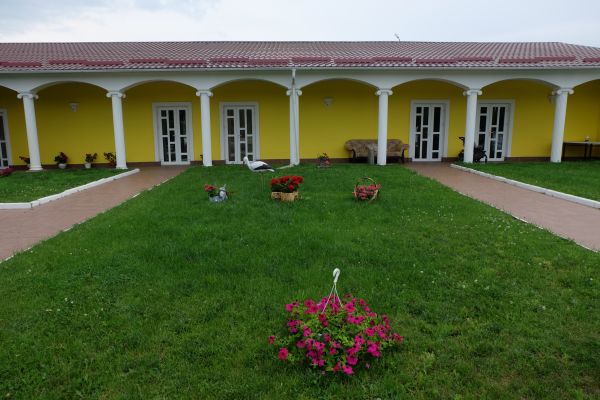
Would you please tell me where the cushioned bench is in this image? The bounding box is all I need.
[345,139,409,163]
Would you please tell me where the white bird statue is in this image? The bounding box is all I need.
[243,156,274,172]
[243,156,274,188]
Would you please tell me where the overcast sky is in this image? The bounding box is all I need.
[1,0,599,47]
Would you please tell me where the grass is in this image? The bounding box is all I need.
[0,168,125,202]
[0,164,598,399]
[459,161,600,201]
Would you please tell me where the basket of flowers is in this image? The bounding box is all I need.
[271,175,303,202]
[268,269,403,375]
[353,177,380,202]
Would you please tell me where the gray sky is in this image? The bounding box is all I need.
[1,0,599,47]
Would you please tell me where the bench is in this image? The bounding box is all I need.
[345,139,409,163]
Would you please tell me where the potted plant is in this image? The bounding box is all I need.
[317,152,331,168]
[204,184,230,203]
[353,177,380,202]
[54,152,68,169]
[84,153,97,169]
[103,152,116,167]
[270,175,304,202]
[0,167,14,177]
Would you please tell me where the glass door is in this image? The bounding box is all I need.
[0,111,10,168]
[157,107,191,165]
[477,104,511,161]
[411,103,446,161]
[223,105,257,164]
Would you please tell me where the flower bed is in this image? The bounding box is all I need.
[269,294,403,375]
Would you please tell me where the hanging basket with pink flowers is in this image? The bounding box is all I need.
[268,269,404,376]
[353,177,380,202]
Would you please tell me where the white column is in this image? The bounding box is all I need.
[376,89,393,166]
[196,90,213,167]
[286,88,302,165]
[17,92,42,171]
[106,91,127,169]
[550,88,573,163]
[463,89,482,163]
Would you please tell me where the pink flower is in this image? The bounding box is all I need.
[305,304,319,314]
[278,348,288,360]
[347,354,358,365]
[285,303,295,312]
[296,340,306,348]
[342,365,354,375]
[344,302,355,313]
[318,313,329,326]
[303,326,312,337]
[304,299,315,308]
[268,335,275,345]
[365,327,376,337]
[367,341,381,357]
[332,362,341,372]
[393,333,404,343]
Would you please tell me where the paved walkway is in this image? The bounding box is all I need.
[0,166,187,261]
[407,163,600,252]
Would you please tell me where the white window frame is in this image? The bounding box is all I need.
[0,109,12,168]
[476,99,515,159]
[409,100,450,161]
[152,102,195,165]
[219,102,260,163]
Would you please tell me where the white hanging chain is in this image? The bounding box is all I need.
[320,268,342,313]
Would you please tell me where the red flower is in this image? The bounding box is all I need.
[268,335,276,345]
[271,178,278,185]
[288,184,295,191]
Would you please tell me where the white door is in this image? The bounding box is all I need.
[0,111,10,168]
[156,106,192,165]
[222,105,258,164]
[411,103,446,161]
[477,104,511,161]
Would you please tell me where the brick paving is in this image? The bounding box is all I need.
[407,162,600,252]
[0,166,187,261]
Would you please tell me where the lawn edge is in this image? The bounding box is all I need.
[451,163,600,209]
[0,168,140,209]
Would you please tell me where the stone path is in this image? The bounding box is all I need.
[0,166,187,261]
[407,162,600,252]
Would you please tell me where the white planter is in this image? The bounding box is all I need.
[58,163,67,169]
[84,163,92,169]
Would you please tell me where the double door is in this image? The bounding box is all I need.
[411,103,447,161]
[156,106,192,165]
[476,103,511,161]
[222,105,258,164]
[0,111,10,168]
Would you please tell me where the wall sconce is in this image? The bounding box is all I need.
[323,97,333,107]
[68,102,79,112]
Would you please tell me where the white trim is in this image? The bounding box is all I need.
[0,168,140,209]
[219,102,260,163]
[476,99,515,160]
[409,100,450,161]
[451,164,600,209]
[152,102,195,165]
[0,109,12,168]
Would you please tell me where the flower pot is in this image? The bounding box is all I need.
[272,191,298,202]
[84,162,92,169]
[58,163,67,169]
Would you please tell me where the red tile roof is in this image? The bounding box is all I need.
[0,41,599,71]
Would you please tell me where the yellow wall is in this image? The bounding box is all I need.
[566,80,600,142]
[480,80,554,157]
[1,78,599,165]
[211,80,289,160]
[0,87,27,165]
[123,82,198,162]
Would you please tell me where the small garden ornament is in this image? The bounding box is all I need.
[204,184,230,202]
[317,153,331,168]
[269,268,404,375]
[353,177,380,202]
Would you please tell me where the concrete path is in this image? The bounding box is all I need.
[0,166,187,261]
[407,163,600,252]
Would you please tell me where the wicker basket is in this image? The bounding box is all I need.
[353,177,380,202]
[271,191,299,202]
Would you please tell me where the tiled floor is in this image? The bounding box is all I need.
[407,162,600,251]
[0,166,187,261]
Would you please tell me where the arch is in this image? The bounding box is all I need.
[120,78,198,93]
[208,77,289,91]
[573,77,600,89]
[481,77,558,90]
[30,79,111,93]
[299,77,378,90]
[391,77,467,91]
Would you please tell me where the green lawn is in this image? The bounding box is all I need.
[0,165,598,399]
[0,168,125,202]
[460,161,600,201]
